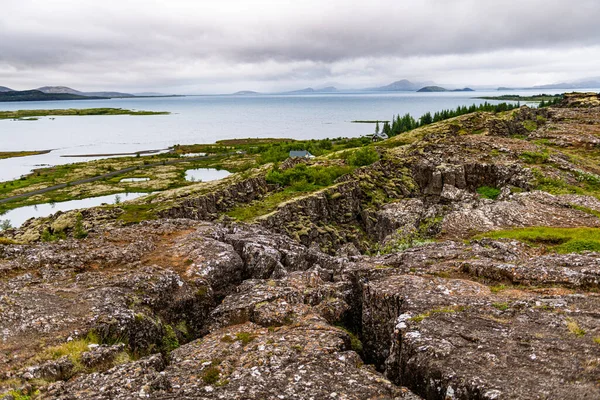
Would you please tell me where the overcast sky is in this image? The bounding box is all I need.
[1,0,599,93]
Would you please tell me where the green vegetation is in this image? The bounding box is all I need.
[0,237,18,245]
[384,102,519,137]
[235,332,256,346]
[520,150,549,164]
[161,325,180,352]
[0,150,50,160]
[522,120,538,132]
[228,164,354,222]
[477,186,501,200]
[346,147,380,167]
[335,325,363,353]
[492,302,510,311]
[73,213,88,239]
[477,94,563,104]
[410,306,466,323]
[475,227,600,254]
[0,108,169,120]
[202,366,220,384]
[265,164,354,187]
[566,318,586,337]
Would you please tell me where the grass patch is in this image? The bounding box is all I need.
[492,302,509,311]
[520,150,549,164]
[235,332,256,346]
[0,150,50,160]
[0,108,169,120]
[117,203,157,224]
[410,306,466,323]
[475,227,600,254]
[201,366,220,384]
[0,237,18,245]
[566,318,586,337]
[476,186,501,200]
[523,120,538,132]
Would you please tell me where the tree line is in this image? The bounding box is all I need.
[377,101,519,137]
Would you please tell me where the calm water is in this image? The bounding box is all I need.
[0,89,594,182]
[185,168,231,182]
[0,192,150,228]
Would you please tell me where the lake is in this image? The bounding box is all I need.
[0,89,593,182]
[0,192,150,228]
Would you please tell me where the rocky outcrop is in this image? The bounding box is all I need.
[159,176,270,220]
[2,94,600,399]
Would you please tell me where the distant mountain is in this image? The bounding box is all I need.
[497,87,515,91]
[0,90,107,102]
[36,86,134,98]
[0,86,14,92]
[283,86,338,94]
[133,92,171,97]
[417,86,475,92]
[372,79,421,91]
[233,91,260,95]
[531,78,600,90]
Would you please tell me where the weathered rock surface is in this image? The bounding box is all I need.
[2,94,600,399]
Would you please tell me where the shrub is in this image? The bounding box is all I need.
[347,147,379,167]
[477,186,501,200]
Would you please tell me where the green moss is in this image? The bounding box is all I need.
[476,186,501,200]
[523,120,538,132]
[117,204,157,224]
[520,150,549,164]
[593,337,600,345]
[566,318,586,337]
[475,227,600,254]
[235,332,256,346]
[335,326,363,353]
[572,205,600,219]
[410,306,466,323]
[161,325,180,352]
[489,284,508,293]
[492,302,509,311]
[0,237,18,245]
[202,366,220,384]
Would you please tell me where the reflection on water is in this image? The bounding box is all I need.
[120,177,150,182]
[185,168,231,182]
[0,192,150,228]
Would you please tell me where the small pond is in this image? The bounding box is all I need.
[120,177,150,183]
[185,168,231,182]
[0,192,150,228]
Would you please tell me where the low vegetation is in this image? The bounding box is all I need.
[0,108,169,120]
[476,227,600,253]
[0,150,50,160]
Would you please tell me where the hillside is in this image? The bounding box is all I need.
[1,93,600,399]
[0,86,13,92]
[0,90,107,102]
[36,86,134,98]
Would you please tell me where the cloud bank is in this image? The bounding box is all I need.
[1,0,599,93]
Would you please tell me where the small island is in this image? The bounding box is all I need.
[417,86,474,92]
[476,94,563,102]
[0,108,170,120]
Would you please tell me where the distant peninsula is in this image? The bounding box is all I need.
[417,86,474,92]
[0,108,170,119]
[0,90,107,102]
[0,86,181,102]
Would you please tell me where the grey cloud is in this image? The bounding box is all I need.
[1,0,599,92]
